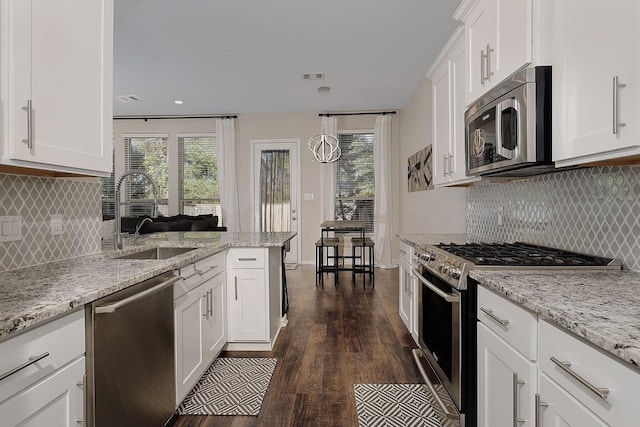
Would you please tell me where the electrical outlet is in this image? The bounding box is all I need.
[304,193,314,201]
[50,214,63,236]
[0,216,22,242]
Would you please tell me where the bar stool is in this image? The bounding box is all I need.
[351,237,375,289]
[315,237,339,288]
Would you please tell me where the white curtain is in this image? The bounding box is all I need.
[319,115,338,223]
[216,118,240,232]
[374,114,393,268]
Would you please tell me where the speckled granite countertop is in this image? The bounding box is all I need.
[470,270,640,369]
[398,233,469,250]
[0,231,296,340]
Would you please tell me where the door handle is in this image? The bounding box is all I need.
[613,75,627,134]
[535,393,548,427]
[95,276,181,313]
[480,307,510,326]
[21,99,33,149]
[513,373,525,426]
[549,357,609,399]
[234,276,238,300]
[292,217,297,221]
[202,294,209,319]
[0,352,50,382]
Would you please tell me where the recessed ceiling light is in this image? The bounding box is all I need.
[303,73,325,81]
[317,86,331,94]
[116,95,141,103]
[174,100,184,105]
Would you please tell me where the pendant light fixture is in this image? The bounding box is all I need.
[308,132,341,163]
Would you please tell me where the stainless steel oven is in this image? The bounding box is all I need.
[465,66,552,177]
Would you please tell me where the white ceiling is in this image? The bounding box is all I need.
[113,0,462,116]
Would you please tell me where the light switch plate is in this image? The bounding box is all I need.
[0,216,22,242]
[50,214,63,236]
[304,193,314,201]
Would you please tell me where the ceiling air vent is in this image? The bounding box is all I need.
[117,95,141,103]
[302,73,325,81]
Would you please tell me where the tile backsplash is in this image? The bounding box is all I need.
[467,165,640,271]
[0,173,102,271]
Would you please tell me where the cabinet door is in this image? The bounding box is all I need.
[398,258,412,331]
[432,60,452,187]
[203,272,226,361]
[175,287,206,404]
[538,374,607,427]
[0,357,84,427]
[448,38,470,182]
[6,0,113,174]
[494,0,531,83]
[477,323,537,427]
[227,268,267,342]
[465,0,497,105]
[553,0,640,166]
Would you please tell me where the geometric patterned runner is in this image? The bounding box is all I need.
[354,384,449,427]
[177,358,277,416]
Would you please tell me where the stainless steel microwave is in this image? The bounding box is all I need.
[465,66,553,177]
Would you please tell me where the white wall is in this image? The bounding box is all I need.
[398,77,467,236]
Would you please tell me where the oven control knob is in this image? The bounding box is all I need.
[450,267,462,279]
[440,262,450,273]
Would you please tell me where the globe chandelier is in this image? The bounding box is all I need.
[308,132,341,163]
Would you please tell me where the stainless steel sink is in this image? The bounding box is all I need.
[114,247,199,260]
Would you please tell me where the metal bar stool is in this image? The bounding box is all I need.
[315,237,339,288]
[351,237,375,289]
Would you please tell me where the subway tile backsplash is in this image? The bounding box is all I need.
[467,165,640,271]
[0,174,101,271]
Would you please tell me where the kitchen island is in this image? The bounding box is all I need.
[0,231,296,339]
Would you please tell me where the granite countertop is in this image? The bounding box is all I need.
[0,231,296,340]
[470,269,640,370]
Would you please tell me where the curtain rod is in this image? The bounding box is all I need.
[319,111,396,117]
[113,114,238,121]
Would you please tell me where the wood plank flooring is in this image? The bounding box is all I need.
[174,266,422,427]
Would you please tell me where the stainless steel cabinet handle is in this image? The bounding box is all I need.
[480,307,510,326]
[208,289,213,316]
[535,393,548,427]
[194,265,217,275]
[0,352,50,382]
[238,257,257,261]
[78,373,87,424]
[443,154,448,177]
[412,268,459,303]
[448,154,453,176]
[549,356,609,399]
[234,276,238,300]
[613,75,627,134]
[95,276,181,314]
[202,294,208,319]
[21,99,33,149]
[486,44,494,80]
[513,373,525,426]
[480,49,486,84]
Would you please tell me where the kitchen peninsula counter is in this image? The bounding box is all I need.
[470,269,640,370]
[0,231,296,340]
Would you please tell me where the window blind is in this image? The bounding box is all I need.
[100,143,115,219]
[178,136,221,222]
[124,136,169,216]
[335,132,375,233]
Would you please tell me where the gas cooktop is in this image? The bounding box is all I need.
[413,241,621,290]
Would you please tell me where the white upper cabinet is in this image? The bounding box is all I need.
[428,27,480,187]
[0,0,113,176]
[552,0,640,167]
[455,0,550,107]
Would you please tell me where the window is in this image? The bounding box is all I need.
[100,143,115,220]
[178,135,222,222]
[124,136,169,216]
[335,132,375,233]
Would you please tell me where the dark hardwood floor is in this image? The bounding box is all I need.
[174,265,422,427]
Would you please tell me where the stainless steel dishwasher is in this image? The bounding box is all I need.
[85,272,181,427]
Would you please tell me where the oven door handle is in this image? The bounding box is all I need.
[412,268,459,303]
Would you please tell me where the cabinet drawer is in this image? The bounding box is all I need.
[175,251,226,298]
[477,286,537,360]
[399,241,412,263]
[539,320,640,426]
[0,309,85,404]
[227,248,265,269]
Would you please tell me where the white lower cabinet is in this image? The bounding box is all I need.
[174,253,226,405]
[478,322,537,427]
[228,262,267,342]
[538,374,607,427]
[0,309,86,427]
[398,257,412,333]
[0,357,85,427]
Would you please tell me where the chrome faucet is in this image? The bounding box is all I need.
[134,218,154,235]
[114,170,159,250]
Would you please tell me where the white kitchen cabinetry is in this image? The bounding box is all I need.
[428,27,480,187]
[226,247,282,351]
[477,287,537,427]
[552,0,640,168]
[174,252,226,405]
[537,374,607,427]
[538,319,640,426]
[455,0,550,106]
[0,0,113,176]
[398,241,414,337]
[0,309,85,426]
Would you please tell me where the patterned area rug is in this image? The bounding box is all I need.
[354,384,453,427]
[178,357,277,416]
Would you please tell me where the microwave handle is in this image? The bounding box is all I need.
[495,98,518,160]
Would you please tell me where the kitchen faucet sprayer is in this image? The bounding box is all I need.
[114,170,159,250]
